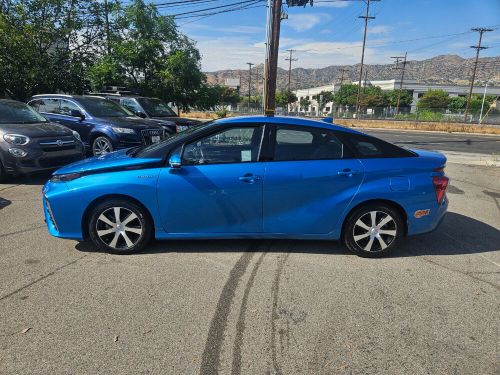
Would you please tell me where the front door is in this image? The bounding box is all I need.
[263,125,364,235]
[157,125,265,234]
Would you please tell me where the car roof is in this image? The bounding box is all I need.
[0,99,25,105]
[215,115,363,134]
[30,94,107,100]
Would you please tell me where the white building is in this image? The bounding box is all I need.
[292,80,500,114]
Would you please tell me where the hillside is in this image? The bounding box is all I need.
[205,55,500,94]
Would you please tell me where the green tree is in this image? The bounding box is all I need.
[385,89,413,107]
[0,0,112,100]
[332,84,358,106]
[299,97,311,111]
[359,86,387,108]
[448,96,467,112]
[314,90,334,110]
[417,90,451,111]
[276,91,297,107]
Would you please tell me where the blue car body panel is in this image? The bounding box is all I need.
[42,116,448,242]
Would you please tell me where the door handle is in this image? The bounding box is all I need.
[239,174,261,183]
[337,169,360,177]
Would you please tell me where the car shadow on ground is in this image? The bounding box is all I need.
[0,197,11,209]
[75,212,499,257]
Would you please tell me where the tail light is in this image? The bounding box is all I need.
[432,176,449,204]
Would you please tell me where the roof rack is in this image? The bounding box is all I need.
[31,94,73,98]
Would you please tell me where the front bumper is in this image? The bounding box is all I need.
[1,141,85,174]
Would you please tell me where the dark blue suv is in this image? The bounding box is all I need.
[29,95,175,156]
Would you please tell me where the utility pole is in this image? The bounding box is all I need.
[464,27,493,121]
[264,0,283,116]
[285,49,297,92]
[363,69,368,91]
[104,0,111,55]
[355,0,379,115]
[246,62,254,112]
[391,52,407,114]
[338,68,349,87]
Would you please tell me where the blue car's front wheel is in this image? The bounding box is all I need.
[88,199,152,254]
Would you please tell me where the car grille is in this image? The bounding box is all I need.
[39,137,77,152]
[141,129,167,145]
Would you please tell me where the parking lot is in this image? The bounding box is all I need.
[0,136,499,374]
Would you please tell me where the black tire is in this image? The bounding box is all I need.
[342,203,404,258]
[88,199,152,254]
[92,136,114,156]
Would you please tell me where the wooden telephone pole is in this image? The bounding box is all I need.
[264,0,283,116]
[464,27,493,121]
[285,49,297,92]
[355,0,379,115]
[391,52,407,114]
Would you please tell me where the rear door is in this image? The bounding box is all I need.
[263,125,364,235]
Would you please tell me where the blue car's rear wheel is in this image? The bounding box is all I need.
[88,199,152,254]
[343,203,404,257]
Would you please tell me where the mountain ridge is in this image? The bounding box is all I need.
[205,54,500,94]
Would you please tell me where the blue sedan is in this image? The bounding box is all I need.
[42,116,449,257]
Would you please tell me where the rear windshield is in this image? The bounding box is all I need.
[0,101,48,124]
[78,97,134,118]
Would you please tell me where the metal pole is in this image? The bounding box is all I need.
[479,81,489,124]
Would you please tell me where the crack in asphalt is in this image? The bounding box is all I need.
[0,255,88,302]
[199,242,259,375]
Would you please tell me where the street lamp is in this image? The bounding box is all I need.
[479,80,493,124]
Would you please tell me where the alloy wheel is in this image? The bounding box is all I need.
[93,137,112,156]
[95,206,143,249]
[352,211,397,252]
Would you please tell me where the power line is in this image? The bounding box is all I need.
[464,27,494,121]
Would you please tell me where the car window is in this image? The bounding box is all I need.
[121,98,142,114]
[33,98,60,114]
[345,134,416,158]
[77,97,134,117]
[0,101,48,124]
[137,98,176,117]
[182,126,263,165]
[274,126,346,161]
[59,100,81,116]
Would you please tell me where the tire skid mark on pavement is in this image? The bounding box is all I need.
[231,249,268,375]
[0,184,21,193]
[0,224,45,239]
[199,242,259,375]
[0,254,88,302]
[270,252,291,375]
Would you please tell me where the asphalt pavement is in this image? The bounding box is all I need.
[0,132,499,374]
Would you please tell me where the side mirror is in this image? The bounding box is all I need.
[169,154,181,169]
[70,109,85,121]
[135,111,147,118]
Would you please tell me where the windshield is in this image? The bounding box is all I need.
[131,121,213,158]
[0,101,48,124]
[137,98,177,117]
[78,97,134,118]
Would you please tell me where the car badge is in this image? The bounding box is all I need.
[414,209,430,218]
[56,140,64,146]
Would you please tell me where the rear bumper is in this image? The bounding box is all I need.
[407,195,448,236]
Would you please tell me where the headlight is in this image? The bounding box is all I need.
[112,127,135,134]
[72,131,81,142]
[8,148,28,157]
[3,134,30,145]
[50,172,81,182]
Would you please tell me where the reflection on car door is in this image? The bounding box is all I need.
[263,125,364,235]
[157,126,265,234]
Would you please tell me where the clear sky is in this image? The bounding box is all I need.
[155,0,500,71]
